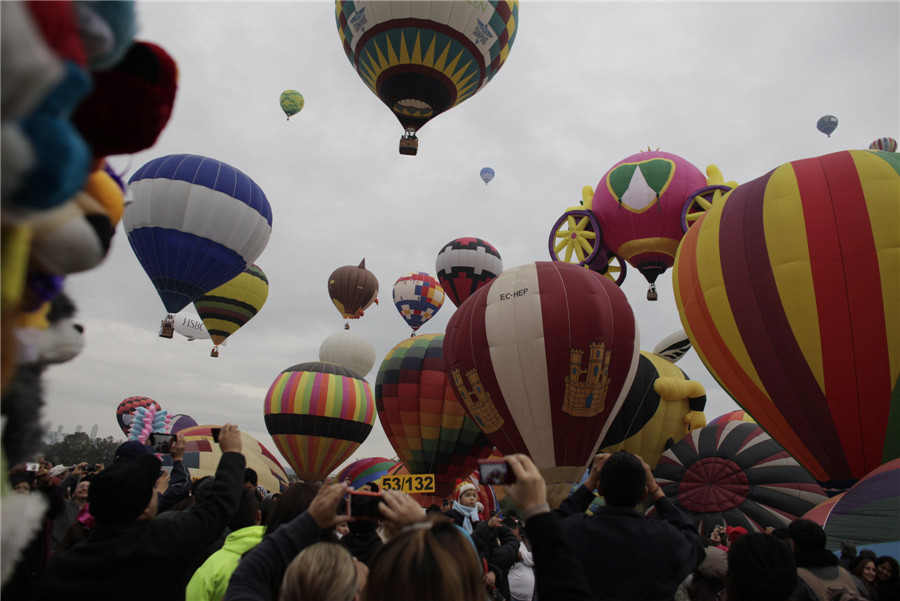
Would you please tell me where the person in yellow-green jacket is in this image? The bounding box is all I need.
[187,487,265,601]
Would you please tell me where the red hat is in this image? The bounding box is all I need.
[72,41,177,157]
[726,525,748,543]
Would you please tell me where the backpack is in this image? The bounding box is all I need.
[797,567,870,601]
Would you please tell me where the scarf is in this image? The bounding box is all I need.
[452,501,480,533]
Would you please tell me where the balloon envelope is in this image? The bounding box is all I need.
[335,1,519,133]
[168,413,198,434]
[375,333,494,498]
[673,149,900,488]
[480,167,495,185]
[592,151,707,286]
[708,410,756,427]
[264,361,376,481]
[194,263,269,347]
[171,310,211,341]
[116,396,160,436]
[392,272,445,332]
[279,89,304,119]
[435,237,503,308]
[318,330,376,378]
[328,259,379,321]
[654,422,829,534]
[817,114,838,137]
[334,457,400,490]
[869,137,898,152]
[444,261,640,504]
[125,154,273,313]
[163,425,289,493]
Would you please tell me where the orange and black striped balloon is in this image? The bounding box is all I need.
[674,149,900,488]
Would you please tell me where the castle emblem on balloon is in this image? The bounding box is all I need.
[349,8,367,33]
[450,368,504,433]
[562,342,612,417]
[473,19,495,45]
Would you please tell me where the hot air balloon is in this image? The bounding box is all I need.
[318,330,376,378]
[802,459,900,555]
[392,272,445,334]
[335,457,400,490]
[652,421,829,535]
[279,89,304,120]
[443,261,640,506]
[328,259,379,329]
[651,329,691,363]
[869,137,898,152]
[335,0,519,155]
[376,334,494,500]
[125,154,273,335]
[673,149,900,491]
[171,310,211,341]
[116,396,160,436]
[598,349,707,469]
[264,361,376,481]
[194,264,269,357]
[590,151,709,300]
[168,413,198,434]
[817,114,838,137]
[435,237,503,308]
[161,425,289,493]
[480,167,495,185]
[707,410,756,427]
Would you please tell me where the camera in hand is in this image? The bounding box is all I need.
[210,428,221,443]
[149,433,176,454]
[349,490,383,521]
[478,459,515,485]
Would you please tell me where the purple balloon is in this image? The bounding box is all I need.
[169,414,198,434]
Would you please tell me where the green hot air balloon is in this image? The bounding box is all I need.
[280,90,304,120]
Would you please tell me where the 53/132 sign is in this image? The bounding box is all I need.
[379,474,435,493]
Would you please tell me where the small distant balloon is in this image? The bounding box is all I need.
[817,115,838,137]
[480,167,495,185]
[869,137,898,152]
[280,90,304,120]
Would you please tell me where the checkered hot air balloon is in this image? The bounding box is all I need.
[652,421,829,535]
[392,272,445,334]
[116,396,160,436]
[125,154,273,316]
[435,237,503,308]
[264,362,375,481]
[674,149,900,491]
[375,334,494,499]
[335,0,519,154]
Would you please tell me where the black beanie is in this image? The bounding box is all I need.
[88,454,160,525]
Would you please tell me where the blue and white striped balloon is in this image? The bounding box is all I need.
[125,154,273,313]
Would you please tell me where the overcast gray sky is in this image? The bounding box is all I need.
[43,1,900,477]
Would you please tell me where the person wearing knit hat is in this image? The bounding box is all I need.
[444,480,480,533]
[37,423,248,601]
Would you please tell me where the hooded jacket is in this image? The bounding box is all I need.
[186,525,266,601]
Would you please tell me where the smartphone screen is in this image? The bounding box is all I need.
[25,462,39,472]
[349,491,383,521]
[149,433,176,454]
[478,459,514,485]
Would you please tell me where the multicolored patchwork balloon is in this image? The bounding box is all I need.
[392,272,445,334]
[264,361,376,481]
[435,237,503,308]
[375,334,494,498]
[674,149,900,489]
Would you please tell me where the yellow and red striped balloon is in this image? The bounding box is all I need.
[264,361,376,481]
[674,149,900,488]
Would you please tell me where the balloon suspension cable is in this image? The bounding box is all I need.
[159,314,175,339]
[647,283,658,301]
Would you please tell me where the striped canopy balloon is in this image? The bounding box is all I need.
[116,396,160,436]
[125,154,273,314]
[652,421,829,535]
[708,410,756,427]
[264,361,375,481]
[674,149,900,489]
[334,457,400,490]
[444,261,640,506]
[161,425,289,493]
[376,334,494,498]
[868,137,898,153]
[194,263,269,351]
[803,458,900,553]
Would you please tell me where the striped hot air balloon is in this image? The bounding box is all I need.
[160,425,289,493]
[334,457,400,490]
[652,421,829,535]
[125,154,273,315]
[869,137,898,153]
[116,396,160,436]
[674,149,900,490]
[376,334,494,499]
[264,362,376,481]
[444,261,640,506]
[194,264,269,357]
[708,410,756,427]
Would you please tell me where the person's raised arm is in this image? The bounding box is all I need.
[159,433,190,511]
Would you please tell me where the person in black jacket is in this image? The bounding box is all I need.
[36,423,246,601]
[471,511,519,600]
